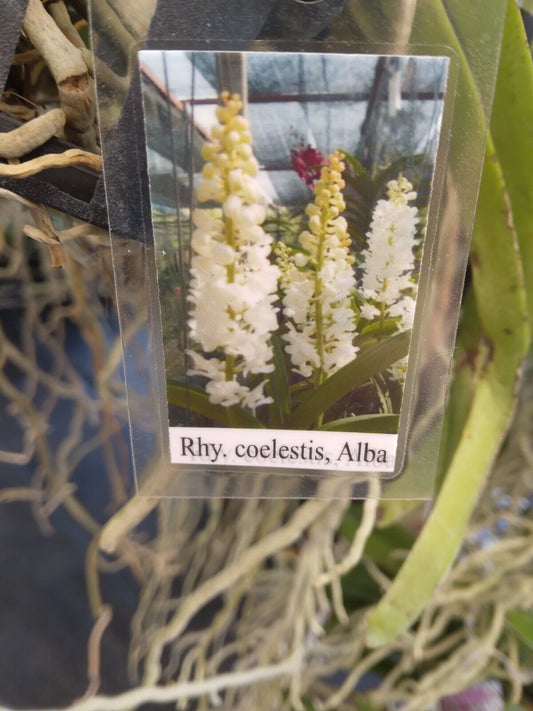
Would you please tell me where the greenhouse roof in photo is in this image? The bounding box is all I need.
[140,50,448,208]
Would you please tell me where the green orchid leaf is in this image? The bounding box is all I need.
[436,285,483,488]
[167,380,264,429]
[285,330,410,430]
[366,0,530,648]
[320,414,399,434]
[268,335,291,427]
[342,152,366,175]
[368,133,529,648]
[491,0,533,319]
[358,319,401,342]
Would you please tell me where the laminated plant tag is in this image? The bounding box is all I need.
[89,0,507,497]
[138,49,450,478]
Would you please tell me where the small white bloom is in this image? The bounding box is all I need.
[196,179,223,203]
[223,195,242,219]
[187,350,224,381]
[206,379,248,407]
[284,323,321,379]
[240,381,273,413]
[360,302,380,320]
[210,242,235,265]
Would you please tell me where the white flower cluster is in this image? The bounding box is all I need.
[187,92,279,412]
[359,176,419,326]
[279,151,358,382]
[360,177,419,382]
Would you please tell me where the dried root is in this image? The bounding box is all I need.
[0,108,65,159]
[0,147,102,178]
[23,0,96,150]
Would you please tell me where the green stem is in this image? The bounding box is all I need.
[223,208,237,390]
[314,223,327,389]
[225,353,235,382]
[224,216,236,283]
[314,217,328,427]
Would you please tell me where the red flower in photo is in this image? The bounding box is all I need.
[290,143,327,189]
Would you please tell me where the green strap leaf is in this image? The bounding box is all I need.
[366,0,530,648]
[320,414,399,433]
[368,134,529,647]
[436,285,483,488]
[285,330,410,430]
[167,380,264,429]
[267,335,291,428]
[358,318,401,342]
[491,0,533,319]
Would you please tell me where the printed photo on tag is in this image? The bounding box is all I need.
[138,49,449,475]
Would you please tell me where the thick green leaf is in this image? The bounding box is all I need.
[167,381,263,429]
[410,0,494,195]
[367,140,529,648]
[435,0,533,484]
[320,414,399,434]
[507,609,533,652]
[284,330,410,429]
[444,0,509,112]
[366,0,530,648]
[436,285,483,489]
[491,0,533,320]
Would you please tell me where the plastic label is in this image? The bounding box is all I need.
[139,49,449,478]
